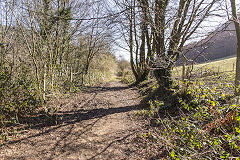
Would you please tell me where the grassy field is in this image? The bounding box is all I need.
[174,56,236,78]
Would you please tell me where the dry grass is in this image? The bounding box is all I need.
[173,56,237,78]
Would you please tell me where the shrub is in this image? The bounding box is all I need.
[0,70,41,128]
[145,79,240,159]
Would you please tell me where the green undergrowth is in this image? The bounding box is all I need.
[136,76,240,159]
[0,70,43,141]
[120,71,135,84]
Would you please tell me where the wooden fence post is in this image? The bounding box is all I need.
[200,67,202,77]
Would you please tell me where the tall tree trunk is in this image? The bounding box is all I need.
[153,0,171,89]
[129,0,138,80]
[230,0,240,90]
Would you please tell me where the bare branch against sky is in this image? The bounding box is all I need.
[1,0,240,61]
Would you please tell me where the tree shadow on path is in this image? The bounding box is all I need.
[1,84,143,148]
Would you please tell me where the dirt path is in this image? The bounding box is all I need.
[0,81,147,160]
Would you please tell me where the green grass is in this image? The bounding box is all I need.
[173,56,237,78]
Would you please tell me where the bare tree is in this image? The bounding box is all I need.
[0,0,116,100]
[112,0,219,87]
[152,0,218,89]
[229,0,240,90]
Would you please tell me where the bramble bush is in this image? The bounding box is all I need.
[0,69,41,128]
[144,76,240,159]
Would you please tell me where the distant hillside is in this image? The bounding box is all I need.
[178,20,237,65]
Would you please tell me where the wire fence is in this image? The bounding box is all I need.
[195,62,235,76]
[173,62,236,80]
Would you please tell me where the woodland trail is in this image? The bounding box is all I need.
[0,81,147,160]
